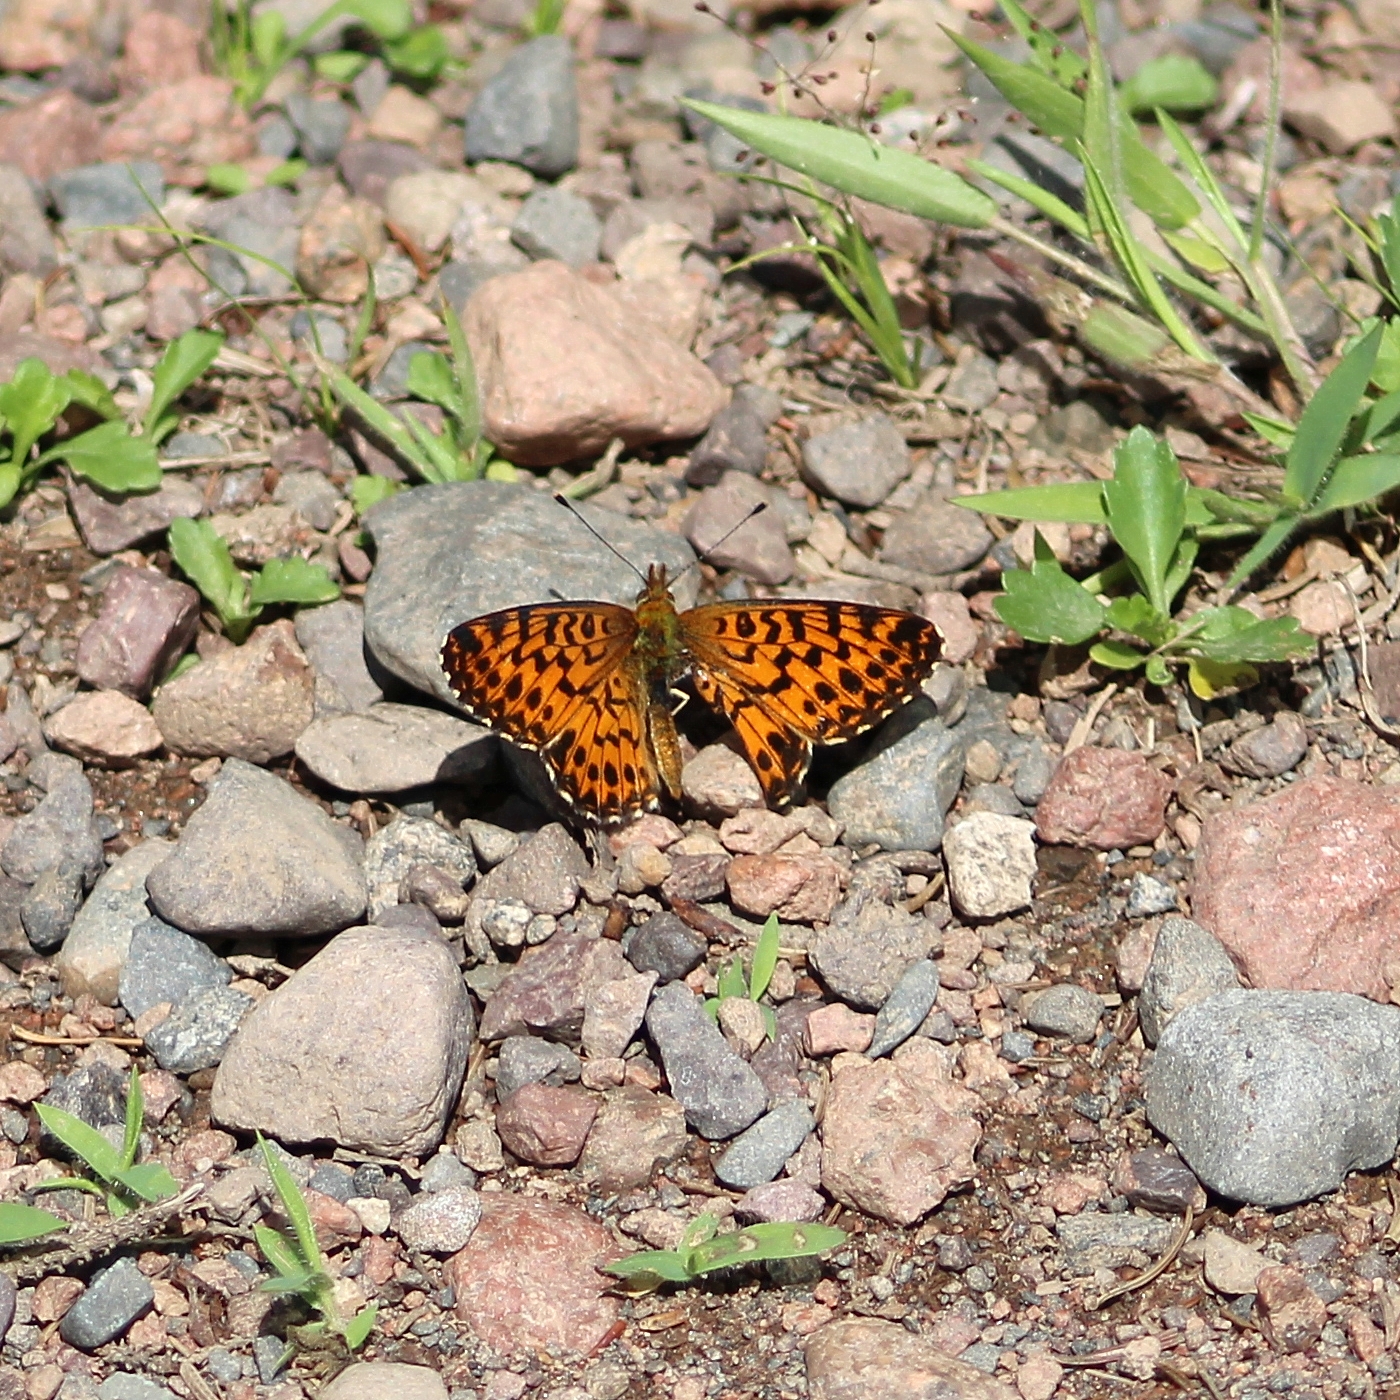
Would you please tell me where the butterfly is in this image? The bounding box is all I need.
[441,533,942,825]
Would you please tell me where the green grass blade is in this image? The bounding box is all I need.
[965,158,1090,239]
[120,1068,142,1171]
[258,1134,321,1271]
[958,481,1108,524]
[1226,513,1300,589]
[35,1103,122,1183]
[321,361,441,481]
[750,914,780,1003]
[1308,454,1400,513]
[144,330,224,439]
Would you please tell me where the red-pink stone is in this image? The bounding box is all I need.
[1035,746,1172,849]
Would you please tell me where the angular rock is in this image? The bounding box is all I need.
[495,1035,581,1100]
[297,182,385,303]
[0,90,102,183]
[581,969,657,1059]
[118,916,232,1019]
[878,491,994,576]
[447,1196,619,1355]
[806,1318,1018,1400]
[463,823,586,954]
[943,811,1036,917]
[867,958,939,1058]
[511,185,600,266]
[19,859,86,953]
[1220,711,1308,779]
[686,383,778,486]
[626,911,706,982]
[212,924,473,1156]
[0,755,102,884]
[810,896,936,1011]
[479,928,628,1045]
[144,984,252,1074]
[59,1257,153,1351]
[800,413,911,509]
[146,759,366,938]
[69,480,204,559]
[463,36,578,178]
[577,1085,688,1191]
[495,1083,597,1166]
[394,1186,482,1256]
[1035,746,1173,850]
[1138,916,1241,1045]
[43,691,162,768]
[99,76,255,184]
[682,472,792,585]
[364,815,476,924]
[294,598,383,715]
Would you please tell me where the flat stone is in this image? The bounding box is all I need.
[511,185,600,266]
[294,599,383,716]
[810,897,936,1011]
[868,958,940,1058]
[625,911,707,982]
[44,691,162,767]
[577,1084,688,1191]
[75,566,200,697]
[495,1035,581,1099]
[943,811,1037,917]
[800,413,911,509]
[463,35,578,177]
[58,1257,153,1351]
[295,702,495,794]
[478,927,628,1044]
[194,186,297,297]
[212,924,473,1156]
[806,1317,1019,1400]
[714,1098,814,1189]
[383,169,499,255]
[1035,746,1173,850]
[320,1364,448,1400]
[49,160,163,228]
[878,491,994,576]
[145,759,366,938]
[686,383,778,486]
[581,969,657,1059]
[682,472,793,585]
[69,478,204,557]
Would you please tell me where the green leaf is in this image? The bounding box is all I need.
[407,351,466,421]
[442,295,483,447]
[1360,390,1400,445]
[1191,487,1280,527]
[114,1161,179,1204]
[343,1305,378,1350]
[1284,321,1384,505]
[259,1134,321,1273]
[1188,656,1258,698]
[146,330,225,440]
[255,1225,308,1284]
[120,1067,142,1171]
[339,0,413,39]
[1089,639,1148,669]
[965,157,1090,239]
[749,914,780,1003]
[995,554,1106,646]
[351,474,401,516]
[1103,592,1167,642]
[63,369,121,420]
[1101,427,1187,615]
[205,163,251,196]
[314,50,370,81]
[41,421,161,494]
[1188,608,1312,663]
[0,1202,65,1244]
[1081,302,1171,369]
[1309,454,1400,513]
[168,517,252,631]
[1145,654,1172,687]
[249,557,341,608]
[35,1104,123,1182]
[1374,317,1400,394]
[957,481,1108,525]
[0,358,69,468]
[323,363,441,481]
[680,100,997,230]
[383,25,448,80]
[251,8,285,66]
[1120,53,1218,115]
[716,957,747,1003]
[603,1249,696,1284]
[266,159,308,188]
[1159,227,1232,274]
[687,1222,847,1274]
[0,464,21,510]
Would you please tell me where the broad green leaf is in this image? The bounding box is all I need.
[1159,227,1231,274]
[688,1222,847,1274]
[442,295,482,446]
[997,0,1086,85]
[0,464,20,510]
[1103,592,1168,643]
[1241,411,1295,451]
[1121,54,1218,114]
[351,474,401,516]
[343,1305,378,1350]
[1188,657,1258,698]
[63,370,121,420]
[168,517,251,626]
[995,557,1106,646]
[1101,427,1186,615]
[750,914,780,1003]
[314,50,370,81]
[259,1135,321,1272]
[1191,488,1280,526]
[251,8,285,66]
[1285,321,1384,506]
[944,31,1083,141]
[958,481,1108,525]
[1374,317,1400,394]
[249,557,341,608]
[114,1161,178,1204]
[146,330,225,440]
[716,956,747,1002]
[680,100,996,230]
[1089,639,1147,669]
[383,25,448,79]
[1361,391,1400,445]
[266,159,308,188]
[0,358,69,468]
[407,351,466,422]
[680,1212,720,1252]
[205,163,251,196]
[43,421,161,494]
[0,1202,65,1244]
[1309,454,1400,513]
[1161,535,1199,610]
[1189,609,1312,663]
[35,1104,123,1181]
[603,1249,696,1283]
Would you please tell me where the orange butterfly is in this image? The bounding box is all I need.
[441,506,942,824]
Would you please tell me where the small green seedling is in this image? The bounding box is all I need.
[34,1068,178,1220]
[967,427,1311,697]
[704,912,780,1042]
[326,297,511,486]
[168,517,340,645]
[523,0,565,38]
[604,1211,846,1294]
[0,1201,66,1244]
[256,1134,377,1365]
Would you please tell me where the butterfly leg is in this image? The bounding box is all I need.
[668,688,690,717]
[647,703,683,801]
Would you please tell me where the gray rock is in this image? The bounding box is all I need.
[394,1184,482,1254]
[464,35,578,177]
[43,1061,128,1137]
[1221,711,1309,779]
[145,759,367,938]
[20,858,87,952]
[495,1035,582,1100]
[810,895,935,1010]
[49,161,163,229]
[944,811,1037,918]
[686,383,780,486]
[1000,1028,1035,1062]
[289,311,348,367]
[320,1363,450,1400]
[362,481,693,704]
[0,163,57,273]
[962,783,1025,818]
[868,959,939,1058]
[196,187,299,298]
[420,1147,475,1192]
[1024,983,1103,1043]
[826,711,965,852]
[879,491,994,576]
[55,839,173,1005]
[511,185,601,265]
[59,1257,153,1350]
[1138,916,1243,1045]
[941,352,1000,413]
[258,113,298,159]
[626,911,706,982]
[1125,872,1178,919]
[285,93,352,165]
[294,598,383,716]
[118,916,232,1018]
[644,983,768,1140]
[296,702,495,796]
[1056,1212,1177,1275]
[98,1377,176,1400]
[682,471,793,585]
[144,985,252,1073]
[1012,740,1056,805]
[0,1268,15,1343]
[1,755,103,884]
[364,815,476,923]
[462,822,585,953]
[1146,989,1400,1207]
[714,1097,814,1189]
[800,413,911,509]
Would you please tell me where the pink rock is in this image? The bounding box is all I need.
[144,256,208,343]
[804,1003,875,1056]
[918,589,977,665]
[1035,746,1172,850]
[806,1318,1019,1400]
[477,928,628,1044]
[118,11,204,92]
[1288,578,1351,635]
[495,1083,598,1167]
[297,183,386,303]
[465,260,726,467]
[735,1179,825,1223]
[1285,81,1397,154]
[681,742,764,819]
[581,968,656,1059]
[727,852,843,922]
[1191,774,1400,1000]
[820,1043,981,1225]
[76,566,199,698]
[0,1060,46,1104]
[43,691,163,767]
[0,90,101,181]
[100,76,256,185]
[1255,1265,1326,1353]
[151,619,314,763]
[608,813,682,854]
[69,478,204,556]
[578,1084,688,1191]
[448,1196,620,1356]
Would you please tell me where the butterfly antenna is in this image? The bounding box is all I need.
[673,501,768,583]
[552,492,648,583]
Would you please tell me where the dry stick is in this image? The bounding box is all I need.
[1090,1205,1196,1311]
[10,1026,143,1049]
[1064,683,1119,755]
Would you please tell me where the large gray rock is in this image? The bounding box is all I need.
[212,925,473,1156]
[0,753,103,884]
[463,36,578,178]
[362,481,693,705]
[1138,916,1241,1045]
[145,759,366,938]
[1146,989,1400,1207]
